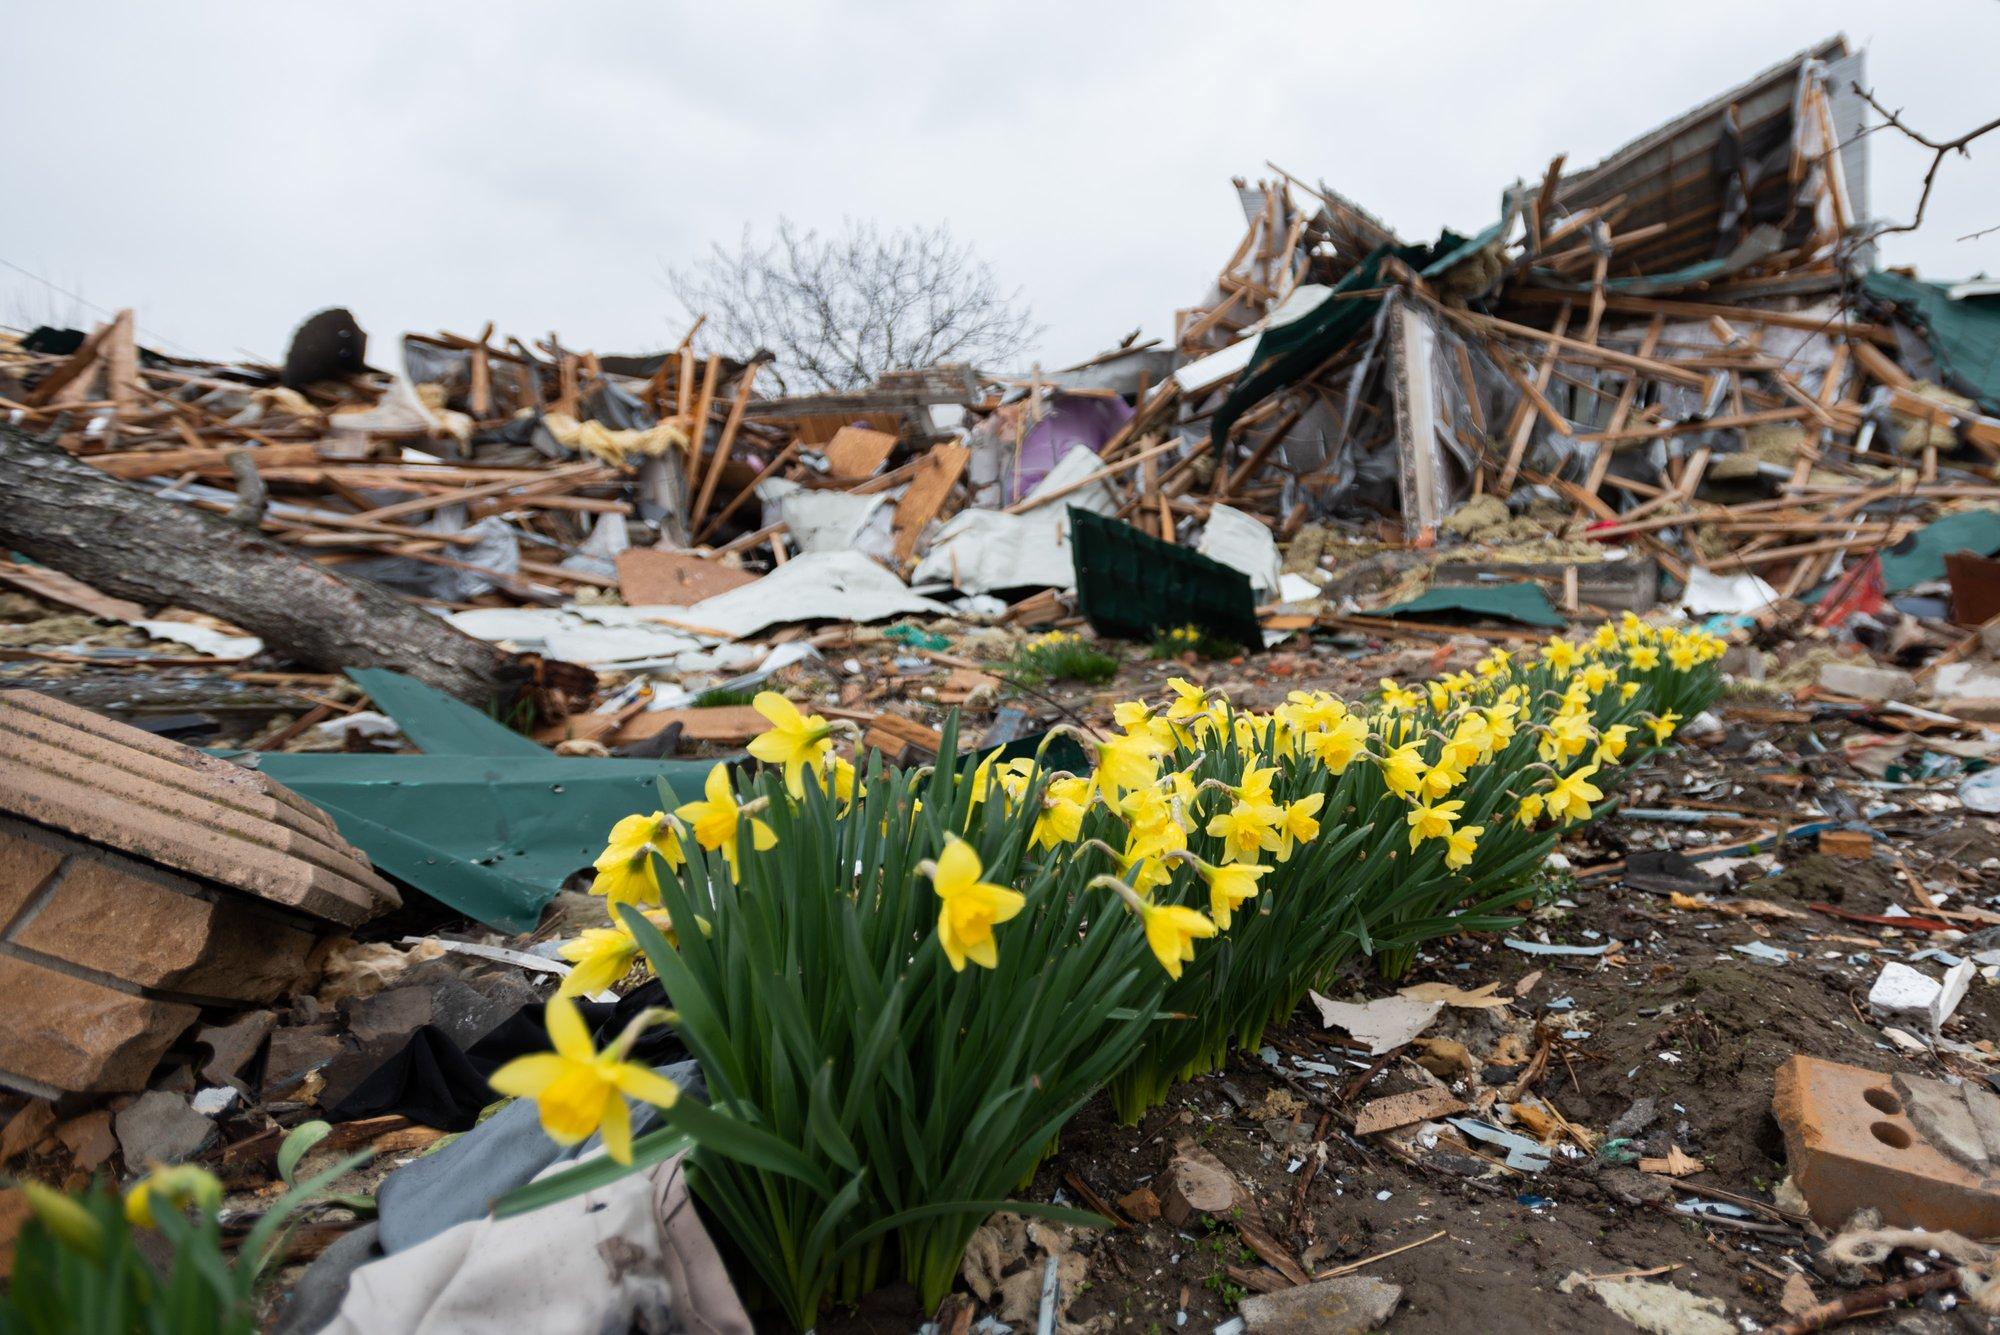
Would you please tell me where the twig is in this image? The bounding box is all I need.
[1313,1228,1448,1280]
[1851,84,2000,239]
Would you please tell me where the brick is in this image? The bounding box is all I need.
[11,848,318,1004]
[0,691,397,926]
[1772,1055,2000,1234]
[0,955,196,1094]
[0,827,63,928]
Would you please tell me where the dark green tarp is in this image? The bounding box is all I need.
[1069,507,1263,650]
[239,671,708,932]
[1376,582,1566,629]
[1879,508,2000,593]
[1863,272,2000,415]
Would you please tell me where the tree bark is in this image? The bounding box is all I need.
[0,423,521,706]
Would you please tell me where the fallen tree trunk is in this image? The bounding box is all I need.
[0,423,521,705]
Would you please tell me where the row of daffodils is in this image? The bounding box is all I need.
[492,616,1725,1328]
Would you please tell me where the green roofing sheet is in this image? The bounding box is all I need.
[1863,272,2000,415]
[1376,582,1566,629]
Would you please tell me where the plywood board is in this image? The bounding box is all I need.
[615,549,760,606]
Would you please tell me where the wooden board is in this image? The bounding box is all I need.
[618,705,765,745]
[820,426,897,480]
[615,549,760,606]
[891,443,969,565]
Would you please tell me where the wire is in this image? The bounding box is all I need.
[0,254,198,357]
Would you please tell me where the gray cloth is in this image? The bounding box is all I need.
[274,1223,382,1335]
[377,1057,701,1254]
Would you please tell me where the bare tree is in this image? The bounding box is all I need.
[668,218,1039,393]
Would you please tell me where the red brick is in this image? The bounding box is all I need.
[1772,1055,2000,1235]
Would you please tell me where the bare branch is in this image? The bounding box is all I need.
[1852,83,2000,240]
[667,218,1040,392]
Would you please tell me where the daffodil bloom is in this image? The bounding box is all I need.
[488,995,680,1165]
[1482,702,1520,747]
[675,765,776,879]
[1544,764,1603,825]
[1406,798,1465,849]
[1379,679,1422,711]
[1419,758,1466,800]
[123,1163,222,1229]
[1096,729,1165,806]
[1648,710,1682,744]
[1188,855,1266,929]
[1378,742,1427,798]
[1439,716,1491,771]
[557,913,676,998]
[1163,678,1210,724]
[924,836,1026,971]
[746,691,833,794]
[1668,639,1700,671]
[1303,711,1369,773]
[1537,710,1594,764]
[1592,623,1621,652]
[1619,681,1641,702]
[1516,791,1545,827]
[1443,824,1483,870]
[20,1181,102,1257]
[1626,644,1660,670]
[819,754,859,808]
[1542,637,1582,674]
[1205,801,1282,864]
[1031,776,1092,851]
[1595,723,1634,765]
[589,812,685,909]
[1578,662,1617,694]
[1232,762,1278,805]
[1274,793,1324,860]
[1140,899,1217,979]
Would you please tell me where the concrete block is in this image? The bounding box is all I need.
[0,955,196,1094]
[1816,661,1917,703]
[1772,1055,2000,1234]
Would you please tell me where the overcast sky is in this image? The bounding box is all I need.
[3,2,1996,371]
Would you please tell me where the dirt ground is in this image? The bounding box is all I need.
[806,639,2000,1335]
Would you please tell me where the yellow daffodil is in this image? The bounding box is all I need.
[1303,711,1369,773]
[1537,710,1594,764]
[1592,623,1620,652]
[1516,791,1545,827]
[923,836,1026,972]
[589,812,685,909]
[1627,644,1660,670]
[1542,637,1582,674]
[1205,801,1282,864]
[1648,710,1682,744]
[1379,742,1426,798]
[1274,793,1324,860]
[1443,824,1483,870]
[1619,681,1641,702]
[1379,679,1421,711]
[675,765,776,879]
[1578,662,1617,694]
[1439,716,1491,771]
[1595,723,1634,765]
[746,691,833,794]
[1139,899,1217,979]
[557,911,679,998]
[1419,758,1465,800]
[1096,729,1165,807]
[1031,775,1093,851]
[123,1164,222,1229]
[489,995,680,1165]
[1232,762,1278,805]
[1192,856,1266,929]
[1667,639,1700,671]
[1406,798,1465,849]
[1544,764,1603,825]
